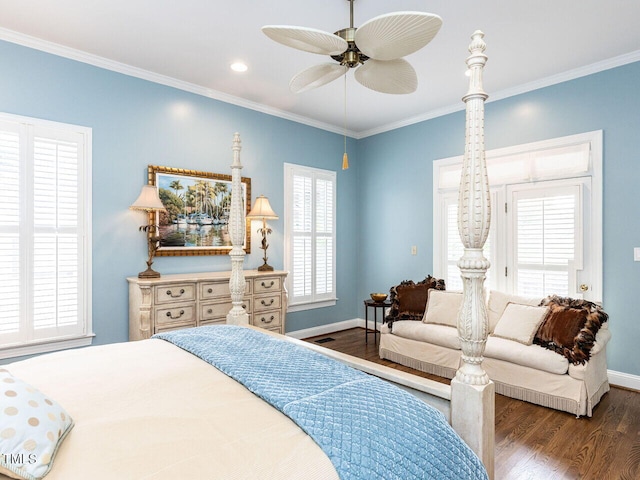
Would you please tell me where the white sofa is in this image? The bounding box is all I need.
[379,289,611,417]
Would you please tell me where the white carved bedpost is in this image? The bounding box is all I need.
[450,31,495,479]
[226,132,249,326]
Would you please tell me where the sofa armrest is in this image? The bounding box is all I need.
[568,328,610,382]
[590,326,611,356]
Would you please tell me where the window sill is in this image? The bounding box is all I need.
[0,334,95,361]
[288,298,337,313]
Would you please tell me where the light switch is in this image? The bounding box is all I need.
[411,245,417,255]
[635,247,640,262]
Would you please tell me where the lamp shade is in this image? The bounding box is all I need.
[247,195,278,220]
[129,185,165,211]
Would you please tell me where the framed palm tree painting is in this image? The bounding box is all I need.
[146,165,251,256]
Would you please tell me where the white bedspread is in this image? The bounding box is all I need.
[2,339,339,480]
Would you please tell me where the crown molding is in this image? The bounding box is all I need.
[0,28,358,138]
[2,27,638,140]
[358,49,640,139]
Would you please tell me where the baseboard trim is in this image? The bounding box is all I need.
[608,370,640,391]
[286,318,367,339]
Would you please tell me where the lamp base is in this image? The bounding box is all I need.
[138,266,161,278]
[257,263,274,272]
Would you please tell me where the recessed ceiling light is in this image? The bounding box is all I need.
[230,62,248,73]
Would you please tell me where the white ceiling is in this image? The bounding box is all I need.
[1,0,640,138]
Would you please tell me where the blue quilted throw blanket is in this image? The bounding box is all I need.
[155,325,488,480]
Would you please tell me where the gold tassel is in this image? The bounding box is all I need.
[342,151,349,170]
[342,73,349,170]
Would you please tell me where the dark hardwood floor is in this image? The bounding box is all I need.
[303,328,640,480]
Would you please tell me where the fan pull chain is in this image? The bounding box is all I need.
[342,74,349,170]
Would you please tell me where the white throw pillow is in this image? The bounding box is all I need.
[487,290,542,333]
[422,290,463,328]
[492,303,549,345]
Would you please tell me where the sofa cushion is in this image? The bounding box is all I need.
[492,303,549,345]
[396,284,430,317]
[487,290,543,333]
[485,336,569,375]
[386,276,446,328]
[391,321,461,350]
[423,290,463,328]
[535,295,609,365]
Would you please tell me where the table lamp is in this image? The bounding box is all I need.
[247,195,279,271]
[130,184,166,278]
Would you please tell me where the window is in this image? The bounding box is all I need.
[434,131,602,301]
[440,193,495,291]
[284,163,336,311]
[508,182,583,297]
[0,113,92,359]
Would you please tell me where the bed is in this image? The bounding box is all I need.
[0,31,494,480]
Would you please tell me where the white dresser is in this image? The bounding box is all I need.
[127,270,288,340]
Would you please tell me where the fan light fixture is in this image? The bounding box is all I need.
[262,0,442,95]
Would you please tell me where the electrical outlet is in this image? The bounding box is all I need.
[635,247,640,262]
[411,245,417,255]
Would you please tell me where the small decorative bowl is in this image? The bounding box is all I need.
[370,293,388,303]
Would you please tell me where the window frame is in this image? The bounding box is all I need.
[283,163,337,312]
[0,112,93,359]
[433,130,602,302]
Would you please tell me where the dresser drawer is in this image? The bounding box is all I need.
[155,323,193,334]
[201,280,251,300]
[252,311,281,329]
[155,303,196,327]
[200,298,251,322]
[154,284,196,304]
[253,277,282,294]
[199,318,226,327]
[254,294,281,313]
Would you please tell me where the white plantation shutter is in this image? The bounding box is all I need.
[0,125,21,340]
[0,114,91,357]
[444,196,493,291]
[315,178,333,296]
[511,186,580,298]
[285,164,336,309]
[292,174,312,298]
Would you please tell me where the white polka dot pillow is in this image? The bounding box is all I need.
[0,368,73,480]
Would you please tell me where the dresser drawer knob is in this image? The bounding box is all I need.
[166,309,185,319]
[207,308,213,314]
[166,288,185,298]
[261,315,275,324]
[207,288,213,293]
[261,298,275,306]
[261,281,275,289]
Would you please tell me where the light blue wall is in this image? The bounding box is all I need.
[0,40,360,345]
[2,39,639,377]
[357,61,640,377]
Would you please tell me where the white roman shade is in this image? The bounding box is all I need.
[437,141,591,190]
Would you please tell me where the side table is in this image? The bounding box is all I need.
[364,299,392,344]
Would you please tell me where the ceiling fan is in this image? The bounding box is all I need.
[262,0,442,94]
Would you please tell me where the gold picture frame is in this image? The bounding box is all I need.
[146,165,251,256]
